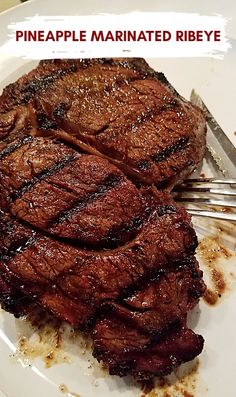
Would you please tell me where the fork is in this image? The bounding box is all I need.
[173,178,236,221]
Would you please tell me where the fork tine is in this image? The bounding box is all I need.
[174,187,236,196]
[183,178,236,184]
[175,198,236,208]
[175,177,236,220]
[188,209,236,221]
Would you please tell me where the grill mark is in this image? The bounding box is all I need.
[156,159,194,189]
[152,137,189,163]
[47,173,124,228]
[131,105,172,129]
[10,154,76,202]
[137,137,189,171]
[0,135,33,160]
[20,65,78,103]
[104,205,177,246]
[92,100,179,139]
[114,259,199,305]
[105,207,152,246]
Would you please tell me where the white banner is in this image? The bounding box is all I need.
[3,12,230,59]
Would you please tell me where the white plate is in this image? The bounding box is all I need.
[0,1,236,397]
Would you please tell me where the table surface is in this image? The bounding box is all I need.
[0,0,21,13]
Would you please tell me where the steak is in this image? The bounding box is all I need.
[92,259,205,379]
[0,58,206,188]
[0,58,207,380]
[93,318,204,379]
[0,136,147,247]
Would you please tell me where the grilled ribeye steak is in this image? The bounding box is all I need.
[0,136,148,247]
[0,59,206,379]
[0,58,206,188]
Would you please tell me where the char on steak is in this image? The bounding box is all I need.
[0,59,206,380]
[0,58,206,188]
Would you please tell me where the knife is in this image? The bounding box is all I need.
[190,89,236,177]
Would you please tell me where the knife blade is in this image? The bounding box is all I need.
[190,89,236,177]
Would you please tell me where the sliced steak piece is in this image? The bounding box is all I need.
[0,136,148,247]
[0,192,198,328]
[104,260,205,336]
[92,316,204,379]
[128,326,204,380]
[0,58,206,188]
[56,208,197,310]
[91,261,205,379]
